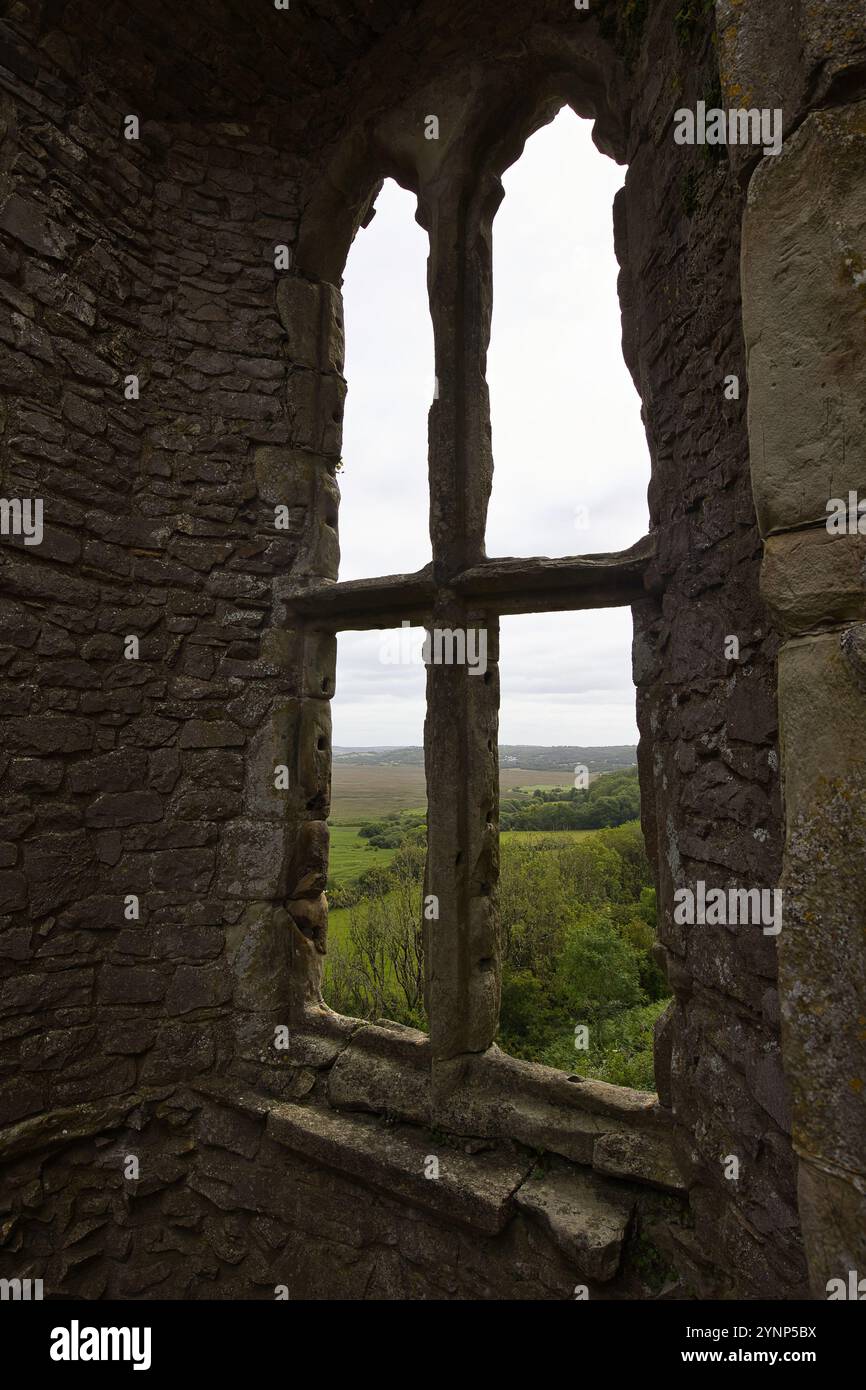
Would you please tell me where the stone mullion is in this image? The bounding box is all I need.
[424,607,500,1066]
[425,181,493,579]
[423,173,501,1076]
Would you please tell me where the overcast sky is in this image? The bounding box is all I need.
[332,109,650,748]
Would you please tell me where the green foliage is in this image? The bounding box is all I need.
[596,820,652,900]
[358,809,426,848]
[557,913,643,1021]
[355,864,393,898]
[324,795,669,1091]
[499,767,641,832]
[495,824,667,1089]
[326,877,356,910]
[530,1001,667,1091]
[323,852,426,1028]
[499,969,561,1053]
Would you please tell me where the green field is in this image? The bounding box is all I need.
[500,828,595,848]
[328,765,580,885]
[327,824,399,883]
[331,820,595,869]
[329,764,575,823]
[327,817,592,886]
[326,903,352,949]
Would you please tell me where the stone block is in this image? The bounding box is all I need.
[218,821,290,898]
[276,275,344,372]
[166,965,232,1015]
[84,791,164,828]
[267,1102,530,1235]
[514,1168,634,1283]
[179,720,246,749]
[227,902,294,1013]
[743,104,866,535]
[762,528,866,635]
[285,368,345,456]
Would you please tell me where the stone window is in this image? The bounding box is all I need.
[287,102,655,1094]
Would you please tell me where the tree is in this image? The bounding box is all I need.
[556,911,642,1023]
[323,852,425,1027]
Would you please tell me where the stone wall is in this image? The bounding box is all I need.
[0,0,318,1121]
[625,7,802,1298]
[1,0,862,1300]
[736,6,866,1294]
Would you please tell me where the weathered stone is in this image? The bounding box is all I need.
[22,831,95,916]
[267,1101,530,1234]
[515,1167,634,1282]
[8,758,64,791]
[84,792,164,828]
[285,369,345,457]
[743,104,866,537]
[593,1130,687,1196]
[436,1047,662,1175]
[762,530,866,635]
[0,717,93,754]
[778,633,866,821]
[197,1101,263,1160]
[275,276,344,373]
[178,720,245,749]
[328,1020,431,1125]
[286,894,327,953]
[227,903,294,1014]
[68,750,148,794]
[100,967,167,1005]
[165,965,232,1015]
[217,822,289,899]
[0,871,28,913]
[0,193,74,259]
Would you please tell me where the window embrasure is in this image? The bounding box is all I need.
[286,103,657,1106]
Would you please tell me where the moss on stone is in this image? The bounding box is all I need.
[598,0,649,70]
[675,0,715,48]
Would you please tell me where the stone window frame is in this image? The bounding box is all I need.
[275,81,681,1189]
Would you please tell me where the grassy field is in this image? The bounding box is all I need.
[330,764,575,823]
[327,828,600,943]
[327,825,399,882]
[326,903,353,949]
[327,765,596,895]
[500,828,595,848]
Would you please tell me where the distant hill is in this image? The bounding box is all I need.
[332,745,637,772]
